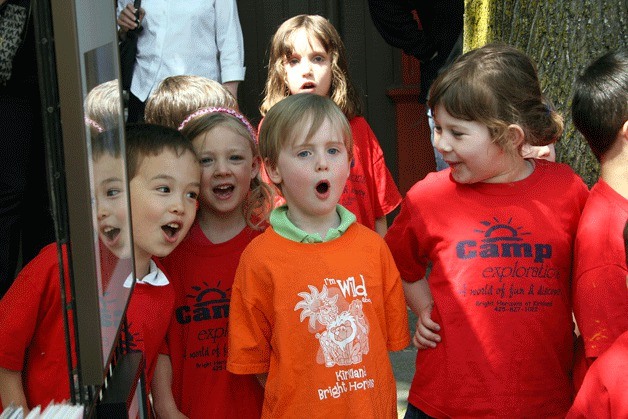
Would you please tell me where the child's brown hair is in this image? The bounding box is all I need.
[260,14,362,119]
[428,43,564,156]
[144,75,237,129]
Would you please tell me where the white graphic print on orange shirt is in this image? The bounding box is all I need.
[295,279,370,368]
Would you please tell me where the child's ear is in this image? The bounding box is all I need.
[621,120,628,142]
[264,158,282,185]
[507,124,526,149]
[251,155,261,179]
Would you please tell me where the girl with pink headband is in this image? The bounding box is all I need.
[152,107,273,418]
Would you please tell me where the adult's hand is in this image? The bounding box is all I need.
[117,3,145,34]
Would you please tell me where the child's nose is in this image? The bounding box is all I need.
[315,154,328,171]
[301,60,313,75]
[97,207,108,219]
[170,196,185,214]
[434,133,451,154]
[213,159,229,175]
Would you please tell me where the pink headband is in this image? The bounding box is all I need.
[85,116,104,133]
[178,107,257,143]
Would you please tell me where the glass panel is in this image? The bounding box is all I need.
[84,44,133,368]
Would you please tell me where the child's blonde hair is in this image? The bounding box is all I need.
[144,75,237,129]
[260,14,362,119]
[180,108,273,230]
[259,93,353,173]
[428,43,564,156]
[84,80,121,134]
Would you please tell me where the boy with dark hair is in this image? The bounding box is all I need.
[0,124,200,413]
[571,49,628,373]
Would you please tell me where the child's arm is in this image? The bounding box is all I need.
[375,216,388,237]
[402,278,441,349]
[151,354,188,419]
[0,367,28,413]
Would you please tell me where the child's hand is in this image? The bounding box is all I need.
[412,301,441,349]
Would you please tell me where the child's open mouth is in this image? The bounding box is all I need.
[102,226,120,242]
[315,180,330,197]
[162,222,181,240]
[213,184,234,199]
[301,82,316,90]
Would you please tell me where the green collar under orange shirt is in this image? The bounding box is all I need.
[270,204,356,243]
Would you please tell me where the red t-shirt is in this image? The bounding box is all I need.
[159,223,264,418]
[0,244,73,412]
[124,265,175,392]
[385,160,589,418]
[573,179,628,360]
[566,331,628,419]
[227,223,410,418]
[343,116,401,229]
[260,116,402,231]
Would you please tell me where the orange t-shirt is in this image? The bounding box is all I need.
[227,223,409,418]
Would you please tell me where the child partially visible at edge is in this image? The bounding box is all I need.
[227,93,410,418]
[151,107,272,418]
[0,124,200,413]
[570,49,628,391]
[566,220,628,418]
[260,14,401,236]
[385,43,589,418]
[144,74,238,129]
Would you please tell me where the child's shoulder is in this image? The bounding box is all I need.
[535,159,589,192]
[348,115,372,137]
[405,169,454,201]
[15,242,66,283]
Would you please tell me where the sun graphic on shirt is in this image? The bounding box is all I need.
[294,285,339,329]
[187,281,230,305]
[475,217,531,243]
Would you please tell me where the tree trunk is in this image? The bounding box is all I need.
[464,0,627,186]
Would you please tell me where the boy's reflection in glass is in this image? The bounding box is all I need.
[85,80,133,355]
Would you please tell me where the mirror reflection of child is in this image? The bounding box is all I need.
[0,124,201,414]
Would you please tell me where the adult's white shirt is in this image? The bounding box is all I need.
[117,0,246,101]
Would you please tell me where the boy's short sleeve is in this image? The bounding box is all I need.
[380,241,411,351]
[227,251,272,375]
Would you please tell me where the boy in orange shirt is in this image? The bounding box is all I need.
[227,93,409,418]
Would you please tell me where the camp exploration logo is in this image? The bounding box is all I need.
[454,218,563,313]
[175,281,230,325]
[455,217,559,280]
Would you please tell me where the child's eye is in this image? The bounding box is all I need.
[313,55,326,63]
[297,150,311,158]
[286,56,300,66]
[327,148,340,155]
[106,188,121,197]
[157,186,170,193]
[186,191,199,200]
[433,125,442,133]
[199,157,213,165]
[229,154,245,162]
[452,130,463,137]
